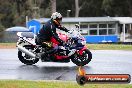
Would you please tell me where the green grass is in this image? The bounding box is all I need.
[0,43,132,50]
[87,44,132,50]
[0,43,16,48]
[0,80,131,88]
[0,43,16,46]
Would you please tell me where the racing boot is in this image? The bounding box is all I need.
[39,49,56,61]
[40,52,49,61]
[36,52,49,61]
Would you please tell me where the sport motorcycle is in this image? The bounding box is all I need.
[17,25,92,66]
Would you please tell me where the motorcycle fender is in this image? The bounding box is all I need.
[78,46,87,56]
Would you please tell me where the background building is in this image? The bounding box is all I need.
[1,17,132,43]
[27,17,116,43]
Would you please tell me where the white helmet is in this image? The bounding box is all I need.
[51,12,62,21]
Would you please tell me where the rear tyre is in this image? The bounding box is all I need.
[18,47,39,65]
[71,49,92,66]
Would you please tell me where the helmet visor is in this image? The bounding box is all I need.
[56,17,62,24]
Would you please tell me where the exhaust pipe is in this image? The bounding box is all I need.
[17,45,36,58]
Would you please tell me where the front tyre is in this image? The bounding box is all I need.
[18,50,39,65]
[71,49,92,66]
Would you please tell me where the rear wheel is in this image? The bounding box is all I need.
[18,46,39,65]
[71,49,92,66]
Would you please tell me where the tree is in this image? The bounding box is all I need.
[50,0,56,13]
[1,0,132,32]
[75,0,79,17]
[102,0,130,17]
[0,0,15,28]
[126,0,132,17]
[102,0,114,16]
[40,0,51,17]
[56,0,74,17]
[75,0,87,17]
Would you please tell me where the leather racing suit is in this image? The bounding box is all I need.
[36,19,69,46]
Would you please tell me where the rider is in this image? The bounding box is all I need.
[36,12,69,59]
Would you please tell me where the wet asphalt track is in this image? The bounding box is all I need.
[0,49,132,83]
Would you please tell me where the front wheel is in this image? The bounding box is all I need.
[71,49,92,66]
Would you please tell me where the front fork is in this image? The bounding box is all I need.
[77,46,87,56]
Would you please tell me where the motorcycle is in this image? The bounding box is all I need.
[16,25,92,66]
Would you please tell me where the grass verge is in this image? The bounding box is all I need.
[0,43,132,50]
[0,80,131,88]
[87,44,132,50]
[0,43,16,49]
